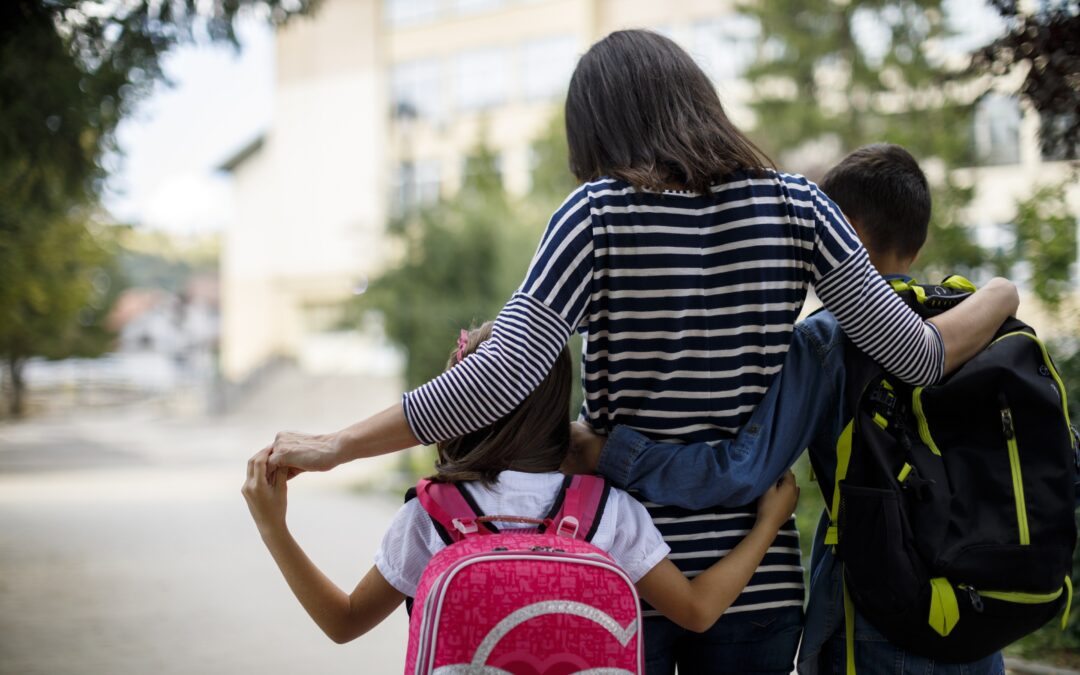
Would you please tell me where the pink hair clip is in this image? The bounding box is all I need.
[456,329,469,363]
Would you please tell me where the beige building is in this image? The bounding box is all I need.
[219,0,1078,381]
[219,0,760,380]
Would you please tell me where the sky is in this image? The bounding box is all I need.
[103,17,274,236]
[103,0,1003,237]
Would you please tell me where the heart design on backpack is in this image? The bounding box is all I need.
[404,476,645,675]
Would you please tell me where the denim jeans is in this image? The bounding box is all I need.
[643,606,803,675]
[819,610,1005,675]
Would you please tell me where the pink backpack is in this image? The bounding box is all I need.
[403,475,644,675]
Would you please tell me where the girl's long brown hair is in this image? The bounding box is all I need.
[566,29,774,193]
[433,322,572,485]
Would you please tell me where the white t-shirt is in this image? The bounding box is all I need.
[374,470,670,597]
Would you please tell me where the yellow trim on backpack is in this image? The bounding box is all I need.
[941,275,978,294]
[990,331,1074,435]
[1064,576,1073,630]
[928,577,960,637]
[897,463,913,483]
[970,586,1063,604]
[826,420,856,547]
[843,573,856,675]
[911,388,942,456]
[888,278,927,304]
[1003,425,1030,545]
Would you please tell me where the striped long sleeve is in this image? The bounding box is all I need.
[790,176,945,386]
[402,185,595,445]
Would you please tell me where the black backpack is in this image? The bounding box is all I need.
[812,276,1080,665]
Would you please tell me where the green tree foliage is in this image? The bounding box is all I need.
[362,143,533,390]
[738,0,985,280]
[1007,180,1078,311]
[355,117,581,419]
[0,0,315,415]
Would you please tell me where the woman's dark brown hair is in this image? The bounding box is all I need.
[434,322,572,485]
[566,29,774,194]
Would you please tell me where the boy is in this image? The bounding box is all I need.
[568,144,1011,674]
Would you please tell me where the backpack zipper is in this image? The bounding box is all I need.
[989,331,1074,436]
[999,397,1030,545]
[961,583,1063,606]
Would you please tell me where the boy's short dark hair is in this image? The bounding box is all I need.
[820,143,931,260]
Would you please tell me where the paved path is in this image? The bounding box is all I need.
[0,372,411,674]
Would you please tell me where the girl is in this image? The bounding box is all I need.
[265,29,1018,673]
[243,323,799,648]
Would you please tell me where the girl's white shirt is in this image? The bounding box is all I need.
[374,470,670,597]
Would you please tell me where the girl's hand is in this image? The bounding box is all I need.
[756,470,799,530]
[242,446,289,537]
[562,421,605,475]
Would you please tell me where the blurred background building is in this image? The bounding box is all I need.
[216,0,1080,385]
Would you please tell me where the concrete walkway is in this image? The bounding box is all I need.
[0,371,410,674]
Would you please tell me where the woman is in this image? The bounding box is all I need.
[263,30,1017,674]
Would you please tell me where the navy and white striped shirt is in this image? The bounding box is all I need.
[403,170,944,616]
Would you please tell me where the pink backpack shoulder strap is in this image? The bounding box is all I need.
[548,474,610,542]
[415,479,498,544]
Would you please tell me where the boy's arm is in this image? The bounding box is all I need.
[568,330,838,509]
[635,472,799,632]
[243,448,404,643]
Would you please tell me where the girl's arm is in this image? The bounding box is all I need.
[634,471,799,633]
[243,448,404,643]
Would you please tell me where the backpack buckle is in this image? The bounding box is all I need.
[869,386,897,416]
[452,518,479,535]
[555,516,580,539]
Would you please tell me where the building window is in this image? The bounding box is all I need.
[393,160,442,215]
[973,94,1021,166]
[457,48,508,110]
[391,59,444,122]
[385,0,442,27]
[520,35,578,101]
[690,16,760,84]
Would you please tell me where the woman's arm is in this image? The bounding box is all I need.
[635,472,799,632]
[269,185,595,473]
[928,277,1018,373]
[801,177,1016,384]
[243,448,404,642]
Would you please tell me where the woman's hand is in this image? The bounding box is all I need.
[266,404,423,476]
[756,470,799,530]
[242,446,289,537]
[266,430,343,475]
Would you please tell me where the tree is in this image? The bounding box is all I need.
[353,114,582,416]
[738,0,986,281]
[0,0,317,414]
[360,142,528,390]
[972,1,1080,159]
[1006,179,1078,311]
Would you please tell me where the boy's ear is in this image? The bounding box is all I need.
[843,213,864,239]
